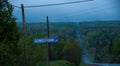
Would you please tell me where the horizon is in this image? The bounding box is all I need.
[16,20,120,23]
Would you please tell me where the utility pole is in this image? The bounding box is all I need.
[46,16,50,66]
[21,4,28,66]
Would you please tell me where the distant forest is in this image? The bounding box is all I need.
[78,21,120,63]
[17,21,120,64]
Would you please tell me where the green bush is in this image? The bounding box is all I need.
[63,39,82,65]
[51,38,82,65]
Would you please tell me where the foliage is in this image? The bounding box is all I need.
[18,33,82,66]
[112,38,120,63]
[79,21,120,63]
[50,60,75,66]
[36,60,75,66]
[51,38,82,65]
[18,22,82,65]
[0,0,20,66]
[79,61,88,66]
[63,39,82,65]
[18,33,47,66]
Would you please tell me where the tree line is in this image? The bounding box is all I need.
[78,21,120,63]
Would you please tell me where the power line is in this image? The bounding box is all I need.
[49,6,118,19]
[22,0,93,8]
[12,0,94,8]
[14,3,119,22]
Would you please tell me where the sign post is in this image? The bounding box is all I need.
[33,16,58,66]
[33,16,59,66]
[46,16,50,66]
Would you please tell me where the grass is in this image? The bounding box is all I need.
[79,61,88,66]
[50,60,75,66]
[35,60,89,66]
[88,53,95,62]
[36,60,75,66]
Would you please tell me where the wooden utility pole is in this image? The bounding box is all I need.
[46,16,50,66]
[21,4,28,66]
[47,16,50,56]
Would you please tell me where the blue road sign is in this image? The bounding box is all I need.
[33,37,58,44]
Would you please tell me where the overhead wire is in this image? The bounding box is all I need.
[12,0,119,22]
[11,0,94,22]
[12,0,117,17]
[12,0,93,8]
[60,4,119,18]
[74,0,117,16]
[14,5,119,22]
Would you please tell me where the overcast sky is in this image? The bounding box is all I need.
[9,0,120,22]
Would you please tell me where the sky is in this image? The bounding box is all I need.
[9,0,120,22]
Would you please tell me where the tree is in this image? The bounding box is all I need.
[112,38,120,63]
[63,39,82,65]
[0,0,20,66]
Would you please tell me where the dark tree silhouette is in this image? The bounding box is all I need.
[0,0,20,66]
